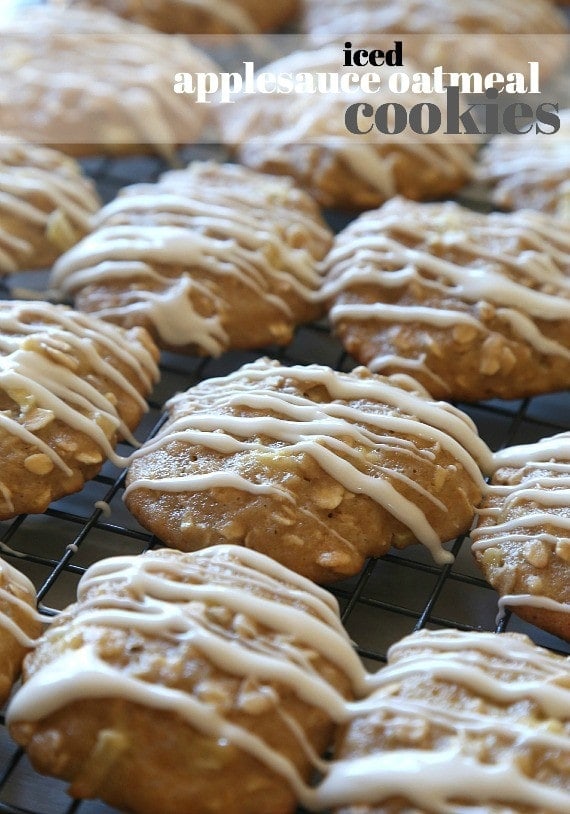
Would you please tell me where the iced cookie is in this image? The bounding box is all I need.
[324,197,570,401]
[51,162,332,355]
[124,357,491,583]
[0,300,159,519]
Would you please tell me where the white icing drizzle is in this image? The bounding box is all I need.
[0,557,41,648]
[0,6,216,150]
[0,301,158,471]
[125,359,492,565]
[7,556,570,812]
[324,199,570,372]
[52,164,330,353]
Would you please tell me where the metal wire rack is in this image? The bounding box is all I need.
[0,149,569,814]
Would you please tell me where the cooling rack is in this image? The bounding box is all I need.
[0,147,569,814]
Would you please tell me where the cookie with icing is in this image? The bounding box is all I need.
[472,432,570,642]
[51,162,332,355]
[219,47,477,210]
[0,137,101,274]
[303,0,568,80]
[8,545,355,814]
[478,109,570,219]
[0,5,217,157]
[124,357,491,583]
[331,628,570,813]
[0,300,159,519]
[66,0,299,33]
[0,558,42,705]
[323,197,570,402]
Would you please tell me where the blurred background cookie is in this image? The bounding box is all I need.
[478,109,570,219]
[0,5,218,157]
[63,0,299,33]
[0,300,159,518]
[124,358,490,583]
[0,137,100,274]
[473,431,570,642]
[0,557,42,705]
[8,545,355,814]
[323,197,570,401]
[220,47,477,210]
[51,162,332,355]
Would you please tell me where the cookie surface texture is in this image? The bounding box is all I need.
[324,197,570,401]
[0,137,101,274]
[8,545,356,814]
[51,162,332,355]
[0,558,41,705]
[473,431,570,641]
[0,5,217,156]
[0,301,159,519]
[219,47,477,210]
[125,357,491,582]
[330,628,570,813]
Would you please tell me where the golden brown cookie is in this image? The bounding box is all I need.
[124,357,491,583]
[478,109,570,219]
[8,545,355,814]
[65,0,299,33]
[0,137,101,274]
[0,5,217,157]
[323,197,570,402]
[220,47,477,210]
[0,558,42,705]
[0,300,159,519]
[303,0,568,79]
[51,162,332,355]
[472,431,570,642]
[330,628,570,813]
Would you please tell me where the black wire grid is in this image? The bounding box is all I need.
[0,152,569,814]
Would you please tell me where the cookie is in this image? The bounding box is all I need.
[124,357,491,583]
[0,300,159,519]
[0,558,42,705]
[8,545,355,814]
[0,137,101,274]
[0,5,217,157]
[51,162,332,355]
[303,0,568,79]
[220,47,477,210]
[472,431,570,642]
[324,197,570,402]
[478,109,570,219]
[329,628,570,813]
[67,0,299,33]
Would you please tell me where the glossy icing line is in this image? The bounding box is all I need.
[125,359,492,564]
[7,559,570,812]
[0,557,42,647]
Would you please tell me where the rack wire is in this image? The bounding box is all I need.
[0,149,569,814]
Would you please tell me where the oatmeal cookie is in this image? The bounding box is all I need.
[0,558,42,705]
[8,545,355,814]
[124,358,491,583]
[330,628,570,813]
[0,137,100,274]
[0,5,217,157]
[473,431,570,641]
[220,47,477,210]
[478,109,570,219]
[324,197,570,401]
[0,300,159,519]
[51,162,332,355]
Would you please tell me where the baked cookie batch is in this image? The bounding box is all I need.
[1,0,570,812]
